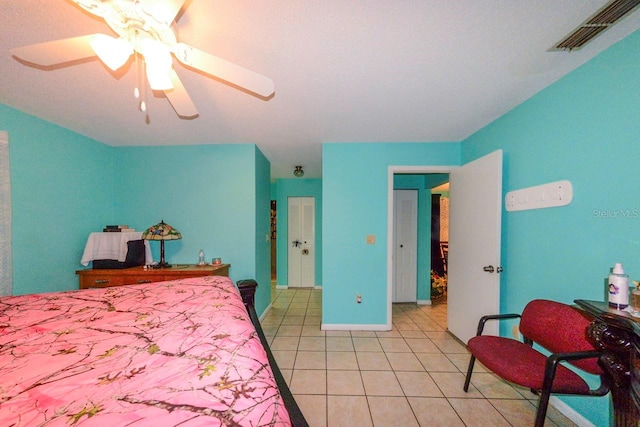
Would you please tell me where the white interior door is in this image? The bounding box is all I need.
[447,150,503,344]
[393,190,418,302]
[288,197,315,287]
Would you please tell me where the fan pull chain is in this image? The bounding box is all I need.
[139,56,146,112]
[140,59,147,113]
[140,56,150,124]
[132,29,147,116]
[133,30,140,101]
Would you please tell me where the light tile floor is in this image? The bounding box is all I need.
[261,286,579,427]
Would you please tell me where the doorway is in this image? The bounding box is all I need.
[387,151,503,341]
[288,196,315,287]
[388,167,451,328]
[271,200,277,280]
[431,183,449,302]
[391,179,449,305]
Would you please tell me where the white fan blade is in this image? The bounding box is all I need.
[71,1,111,19]
[10,35,99,67]
[174,43,274,98]
[140,0,186,25]
[165,69,198,118]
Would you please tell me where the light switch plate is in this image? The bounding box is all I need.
[366,235,375,244]
[505,180,573,212]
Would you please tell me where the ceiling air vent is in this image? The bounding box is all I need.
[552,0,640,51]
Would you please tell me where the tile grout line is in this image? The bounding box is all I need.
[269,289,574,427]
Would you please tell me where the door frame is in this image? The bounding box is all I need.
[386,166,455,329]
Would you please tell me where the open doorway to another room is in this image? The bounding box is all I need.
[389,152,502,340]
[270,200,277,281]
[390,172,449,331]
[430,182,449,306]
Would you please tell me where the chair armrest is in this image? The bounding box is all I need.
[550,349,602,363]
[542,350,609,396]
[476,313,521,336]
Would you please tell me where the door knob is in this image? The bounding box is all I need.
[483,265,495,273]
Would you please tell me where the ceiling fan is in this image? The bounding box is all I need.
[10,0,275,119]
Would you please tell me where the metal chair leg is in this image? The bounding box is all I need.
[534,389,551,427]
[463,355,476,392]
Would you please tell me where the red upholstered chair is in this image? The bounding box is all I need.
[463,299,609,427]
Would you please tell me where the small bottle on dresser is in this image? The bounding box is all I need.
[608,262,629,309]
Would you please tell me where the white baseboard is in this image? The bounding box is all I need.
[417,299,432,305]
[275,285,322,290]
[258,302,273,322]
[321,323,391,331]
[549,397,595,427]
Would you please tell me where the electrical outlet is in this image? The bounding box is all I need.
[356,294,362,304]
[366,235,375,244]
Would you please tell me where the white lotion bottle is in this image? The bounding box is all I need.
[608,262,629,309]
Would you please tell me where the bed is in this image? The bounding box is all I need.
[0,275,307,426]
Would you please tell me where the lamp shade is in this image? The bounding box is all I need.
[141,220,181,268]
[141,220,182,241]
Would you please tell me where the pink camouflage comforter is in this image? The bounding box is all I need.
[0,276,291,426]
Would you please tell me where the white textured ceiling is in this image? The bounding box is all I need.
[1,1,640,178]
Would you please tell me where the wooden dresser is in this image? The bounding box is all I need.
[77,264,230,289]
[574,299,640,426]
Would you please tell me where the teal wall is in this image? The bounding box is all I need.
[322,143,460,325]
[274,178,323,286]
[460,29,640,427]
[114,145,254,273]
[2,108,272,313]
[113,144,272,314]
[1,104,115,295]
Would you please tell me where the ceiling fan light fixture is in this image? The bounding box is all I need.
[90,34,133,71]
[146,65,173,90]
[140,2,176,27]
[142,41,174,90]
[14,0,273,119]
